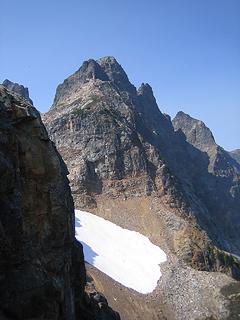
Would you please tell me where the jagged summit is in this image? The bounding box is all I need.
[52,59,109,108]
[97,56,118,63]
[78,59,109,81]
[174,110,189,119]
[97,56,136,94]
[173,111,216,152]
[2,79,33,105]
[51,56,137,109]
[137,83,159,110]
[138,83,154,99]
[172,111,240,175]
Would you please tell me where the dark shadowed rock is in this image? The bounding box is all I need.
[173,111,216,153]
[173,111,240,255]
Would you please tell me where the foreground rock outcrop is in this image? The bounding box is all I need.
[0,85,119,320]
[43,57,240,319]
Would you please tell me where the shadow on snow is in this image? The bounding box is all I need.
[75,216,98,265]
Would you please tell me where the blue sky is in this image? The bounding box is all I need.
[1,0,239,150]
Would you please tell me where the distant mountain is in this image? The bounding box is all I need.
[173,111,240,173]
[2,79,33,105]
[229,149,240,165]
[173,110,240,254]
[43,57,240,320]
[172,111,216,153]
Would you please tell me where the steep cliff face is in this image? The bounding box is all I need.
[43,57,183,210]
[43,57,240,319]
[2,79,33,105]
[0,85,119,320]
[173,111,240,256]
[173,111,240,172]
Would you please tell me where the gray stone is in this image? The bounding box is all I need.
[2,79,33,105]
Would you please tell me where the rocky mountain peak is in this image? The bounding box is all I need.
[135,82,173,136]
[97,56,136,94]
[2,79,33,105]
[138,82,154,98]
[52,58,109,108]
[97,56,118,65]
[173,111,216,152]
[51,56,137,109]
[78,58,109,82]
[173,110,240,176]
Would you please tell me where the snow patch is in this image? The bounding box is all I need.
[75,210,167,294]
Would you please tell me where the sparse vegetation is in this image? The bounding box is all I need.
[71,108,84,116]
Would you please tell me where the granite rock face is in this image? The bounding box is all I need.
[43,57,180,209]
[2,79,33,105]
[0,85,119,320]
[43,57,240,319]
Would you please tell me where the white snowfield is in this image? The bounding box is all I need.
[75,210,167,294]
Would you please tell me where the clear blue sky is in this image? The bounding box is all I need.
[1,0,239,150]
